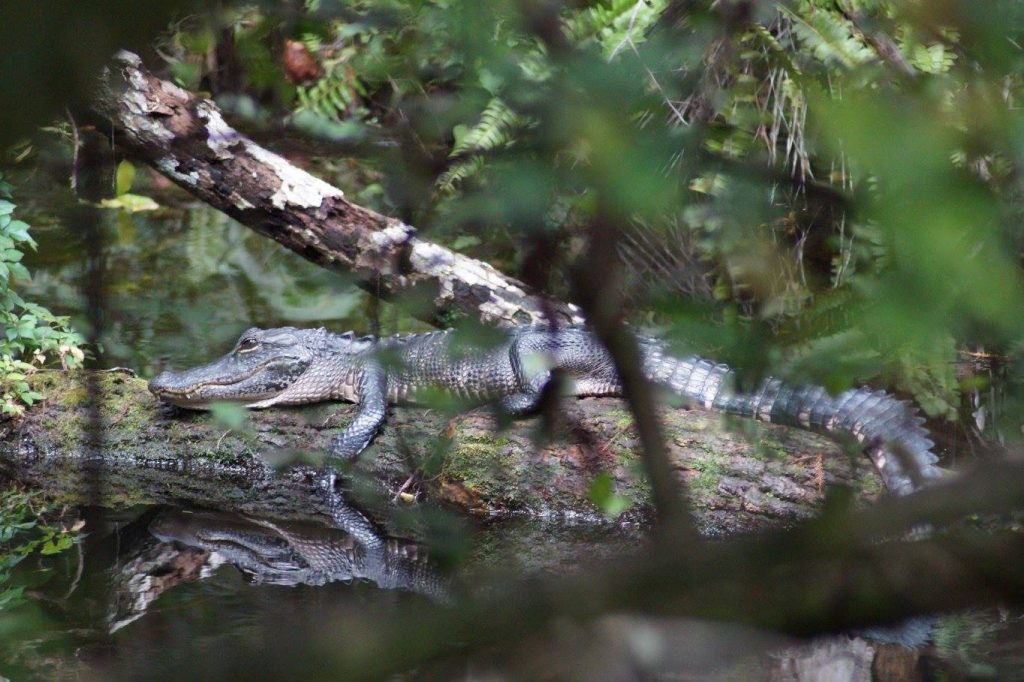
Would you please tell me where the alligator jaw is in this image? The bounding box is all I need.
[148,359,283,409]
[148,382,286,410]
[148,390,213,410]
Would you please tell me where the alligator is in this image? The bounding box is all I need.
[148,325,943,495]
[148,507,448,598]
[107,503,448,632]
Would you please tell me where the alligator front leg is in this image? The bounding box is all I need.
[330,366,388,460]
[504,338,554,416]
[499,389,546,415]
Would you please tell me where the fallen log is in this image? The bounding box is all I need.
[93,51,582,329]
[0,370,880,535]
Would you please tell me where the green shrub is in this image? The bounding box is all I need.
[0,171,84,416]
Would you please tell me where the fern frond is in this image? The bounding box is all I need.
[435,156,486,195]
[566,0,669,57]
[908,41,956,74]
[295,62,365,121]
[437,98,525,192]
[451,97,522,157]
[780,5,874,68]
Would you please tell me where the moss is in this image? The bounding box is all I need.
[27,371,85,406]
[461,433,510,449]
[689,453,728,492]
[440,429,565,512]
[49,413,85,447]
[611,443,639,466]
[692,469,720,492]
[851,466,885,497]
[110,402,155,432]
[443,432,512,490]
[753,443,789,462]
[604,407,633,430]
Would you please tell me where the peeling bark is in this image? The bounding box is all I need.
[0,371,880,535]
[93,51,582,328]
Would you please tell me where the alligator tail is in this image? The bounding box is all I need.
[641,343,942,495]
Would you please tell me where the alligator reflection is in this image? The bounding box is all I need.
[109,498,449,632]
[150,509,446,594]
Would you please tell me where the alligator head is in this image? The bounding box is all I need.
[148,326,369,409]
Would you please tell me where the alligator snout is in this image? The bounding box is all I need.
[148,370,202,407]
[147,371,174,397]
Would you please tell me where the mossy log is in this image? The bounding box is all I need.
[0,370,882,535]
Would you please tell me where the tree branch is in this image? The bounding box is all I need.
[92,51,582,329]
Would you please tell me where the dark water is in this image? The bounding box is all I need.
[2,502,646,680]
[3,165,1022,679]
[18,185,389,375]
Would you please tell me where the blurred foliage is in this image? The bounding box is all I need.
[2,1,1024,674]
[143,0,1024,440]
[0,172,84,416]
[0,1,199,151]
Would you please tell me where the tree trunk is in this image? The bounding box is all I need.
[0,370,880,535]
[93,51,581,329]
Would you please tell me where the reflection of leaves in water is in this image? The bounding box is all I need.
[98,193,160,212]
[932,610,1008,678]
[0,488,80,620]
[21,204,363,374]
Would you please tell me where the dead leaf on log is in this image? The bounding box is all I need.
[283,40,322,85]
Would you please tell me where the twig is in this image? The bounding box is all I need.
[64,107,80,194]
[59,539,85,601]
[572,215,699,543]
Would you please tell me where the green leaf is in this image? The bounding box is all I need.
[0,585,26,609]
[587,472,632,518]
[8,262,30,283]
[4,220,31,244]
[449,235,482,251]
[210,402,248,431]
[115,160,136,196]
[39,535,73,555]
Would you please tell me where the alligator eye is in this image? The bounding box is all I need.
[237,338,260,353]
